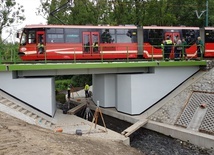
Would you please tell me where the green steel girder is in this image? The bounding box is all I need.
[6,60,207,71]
[0,65,7,71]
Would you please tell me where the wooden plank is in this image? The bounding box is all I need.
[67,103,87,115]
[121,119,148,137]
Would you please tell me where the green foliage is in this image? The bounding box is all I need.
[71,74,92,87]
[0,42,20,63]
[55,74,92,92]
[55,75,73,80]
[0,0,25,42]
[38,0,214,27]
[55,79,71,91]
[56,93,66,104]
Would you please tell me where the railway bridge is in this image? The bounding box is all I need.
[0,60,206,117]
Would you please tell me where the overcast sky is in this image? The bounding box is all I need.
[2,0,47,42]
[16,0,47,25]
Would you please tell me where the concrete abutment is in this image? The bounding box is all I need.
[92,66,199,115]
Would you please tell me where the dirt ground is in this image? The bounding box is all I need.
[0,112,143,155]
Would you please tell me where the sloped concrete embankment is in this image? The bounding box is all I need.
[140,61,214,149]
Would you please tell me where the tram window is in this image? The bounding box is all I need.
[101,29,114,43]
[126,30,137,43]
[116,29,133,43]
[21,32,27,45]
[148,29,163,46]
[28,30,36,44]
[65,28,80,43]
[109,29,115,34]
[56,28,63,33]
[148,29,162,39]
[47,28,63,34]
[205,30,214,43]
[182,29,198,46]
[117,29,126,35]
[116,35,132,43]
[65,34,80,43]
[47,34,64,43]
[65,28,79,34]
[46,28,64,43]
[111,35,115,43]
[143,29,149,42]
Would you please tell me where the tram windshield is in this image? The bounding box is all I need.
[20,31,27,45]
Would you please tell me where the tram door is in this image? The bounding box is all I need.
[83,32,100,55]
[164,32,180,44]
[36,31,45,55]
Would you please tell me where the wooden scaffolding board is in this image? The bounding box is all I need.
[67,102,87,115]
[121,119,148,137]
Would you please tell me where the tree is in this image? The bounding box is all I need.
[109,0,136,25]
[0,0,25,42]
[38,0,100,25]
[37,0,214,27]
[209,0,214,26]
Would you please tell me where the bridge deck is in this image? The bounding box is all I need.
[0,60,207,71]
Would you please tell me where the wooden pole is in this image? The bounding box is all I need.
[88,101,107,133]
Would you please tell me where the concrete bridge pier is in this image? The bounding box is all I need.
[0,72,56,117]
[92,66,199,115]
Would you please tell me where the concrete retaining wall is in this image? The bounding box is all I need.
[0,72,56,116]
[145,121,214,149]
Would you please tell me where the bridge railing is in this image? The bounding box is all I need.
[0,44,203,64]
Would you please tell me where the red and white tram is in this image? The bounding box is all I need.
[17,24,214,61]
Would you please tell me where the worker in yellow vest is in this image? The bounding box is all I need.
[164,36,173,61]
[84,83,90,98]
[161,40,165,60]
[37,41,45,54]
[93,41,98,52]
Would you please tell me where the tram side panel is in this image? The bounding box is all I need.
[17,25,214,61]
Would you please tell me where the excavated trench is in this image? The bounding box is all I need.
[75,108,214,155]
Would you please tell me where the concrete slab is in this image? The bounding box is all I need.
[187,107,207,131]
[52,109,130,145]
[0,90,129,145]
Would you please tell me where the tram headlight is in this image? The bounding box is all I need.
[20,47,26,52]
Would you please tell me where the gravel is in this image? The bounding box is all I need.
[94,114,214,155]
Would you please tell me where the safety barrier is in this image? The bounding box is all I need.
[0,44,204,64]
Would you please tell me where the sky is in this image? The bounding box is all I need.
[2,0,47,42]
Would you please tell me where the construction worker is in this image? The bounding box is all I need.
[196,36,204,59]
[164,36,173,61]
[93,41,98,52]
[174,36,182,60]
[37,41,44,54]
[67,84,71,99]
[84,83,90,98]
[161,40,165,60]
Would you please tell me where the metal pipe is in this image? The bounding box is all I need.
[206,0,209,26]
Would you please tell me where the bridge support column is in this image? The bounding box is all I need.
[93,66,199,115]
[0,72,56,117]
[92,74,116,107]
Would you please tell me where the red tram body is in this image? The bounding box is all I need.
[17,25,214,61]
[204,27,214,57]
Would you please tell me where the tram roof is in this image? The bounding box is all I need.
[205,27,214,30]
[23,24,200,30]
[143,26,199,30]
[23,24,137,29]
